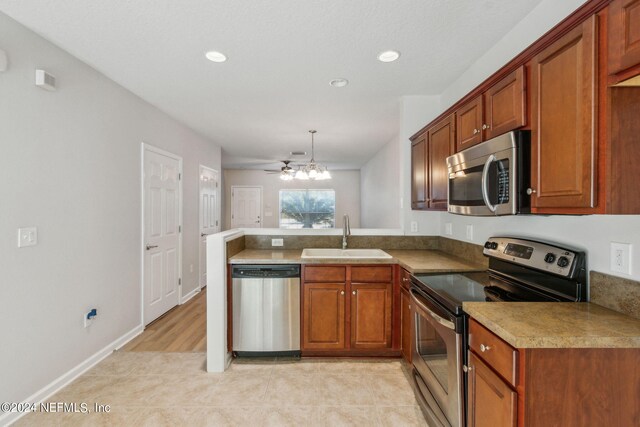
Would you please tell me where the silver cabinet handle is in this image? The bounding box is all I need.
[473,128,480,135]
[402,278,408,282]
[463,365,472,372]
[482,124,490,130]
[340,291,345,295]
[352,290,356,295]
[526,188,536,195]
[480,344,491,352]
[146,244,158,250]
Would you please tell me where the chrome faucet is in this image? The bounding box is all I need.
[342,214,351,250]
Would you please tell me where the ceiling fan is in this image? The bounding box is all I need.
[264,160,296,175]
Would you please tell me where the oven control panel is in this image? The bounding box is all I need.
[483,237,581,277]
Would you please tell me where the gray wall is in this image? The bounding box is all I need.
[0,12,221,405]
[360,135,401,228]
[223,169,360,229]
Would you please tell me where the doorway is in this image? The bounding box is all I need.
[199,165,219,289]
[141,144,182,326]
[231,186,263,228]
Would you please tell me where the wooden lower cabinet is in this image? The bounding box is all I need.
[351,283,392,349]
[468,318,640,427]
[467,352,517,427]
[302,283,345,350]
[301,265,397,355]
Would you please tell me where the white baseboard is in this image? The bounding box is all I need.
[180,286,200,304]
[225,351,233,370]
[1,324,143,427]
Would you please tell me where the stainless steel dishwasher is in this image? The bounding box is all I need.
[231,264,300,357]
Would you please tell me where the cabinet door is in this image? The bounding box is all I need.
[456,96,483,152]
[467,352,517,427]
[411,134,428,209]
[351,283,392,349]
[608,0,640,75]
[400,287,412,363]
[302,283,345,350]
[427,114,455,210]
[484,66,526,140]
[530,16,597,209]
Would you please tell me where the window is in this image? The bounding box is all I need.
[279,189,336,229]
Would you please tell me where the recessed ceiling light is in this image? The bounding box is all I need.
[377,50,400,63]
[329,78,349,87]
[205,51,227,63]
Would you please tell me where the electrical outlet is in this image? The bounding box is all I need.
[410,221,418,233]
[84,308,97,328]
[445,222,453,236]
[17,227,38,247]
[271,238,284,247]
[610,242,632,275]
[466,225,474,241]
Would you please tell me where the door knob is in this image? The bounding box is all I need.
[146,244,158,250]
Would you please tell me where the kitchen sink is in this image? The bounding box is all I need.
[301,248,392,259]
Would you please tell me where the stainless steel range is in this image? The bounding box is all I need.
[410,237,587,427]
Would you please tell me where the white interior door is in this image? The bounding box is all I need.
[199,166,219,289]
[231,186,262,228]
[143,145,181,325]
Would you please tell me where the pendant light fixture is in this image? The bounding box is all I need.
[294,130,331,180]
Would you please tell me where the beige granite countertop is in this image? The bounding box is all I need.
[464,302,640,349]
[228,249,485,273]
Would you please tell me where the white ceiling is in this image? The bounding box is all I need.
[0,0,544,169]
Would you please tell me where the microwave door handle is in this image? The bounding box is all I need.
[481,154,498,213]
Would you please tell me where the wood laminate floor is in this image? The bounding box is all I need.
[122,288,206,352]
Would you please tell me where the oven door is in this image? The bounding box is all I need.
[411,287,464,427]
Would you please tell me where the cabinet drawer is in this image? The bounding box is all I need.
[469,319,518,387]
[400,268,412,290]
[304,266,346,282]
[351,266,393,282]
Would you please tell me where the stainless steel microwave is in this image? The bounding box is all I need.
[446,130,530,216]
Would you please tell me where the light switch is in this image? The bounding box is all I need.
[466,225,473,241]
[445,222,453,236]
[18,227,38,247]
[410,221,418,233]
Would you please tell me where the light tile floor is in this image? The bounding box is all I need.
[14,353,429,426]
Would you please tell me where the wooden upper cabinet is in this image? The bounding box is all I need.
[483,67,526,140]
[529,15,597,210]
[608,0,640,75]
[427,114,455,210]
[456,96,483,151]
[302,283,345,350]
[350,283,392,349]
[467,352,517,427]
[411,133,428,209]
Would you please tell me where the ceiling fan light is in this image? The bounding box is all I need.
[321,170,332,180]
[295,170,309,180]
[308,168,318,179]
[280,172,292,181]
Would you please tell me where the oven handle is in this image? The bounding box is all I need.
[481,154,497,213]
[410,289,456,331]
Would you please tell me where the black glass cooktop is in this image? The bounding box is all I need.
[412,273,489,314]
[411,271,568,315]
